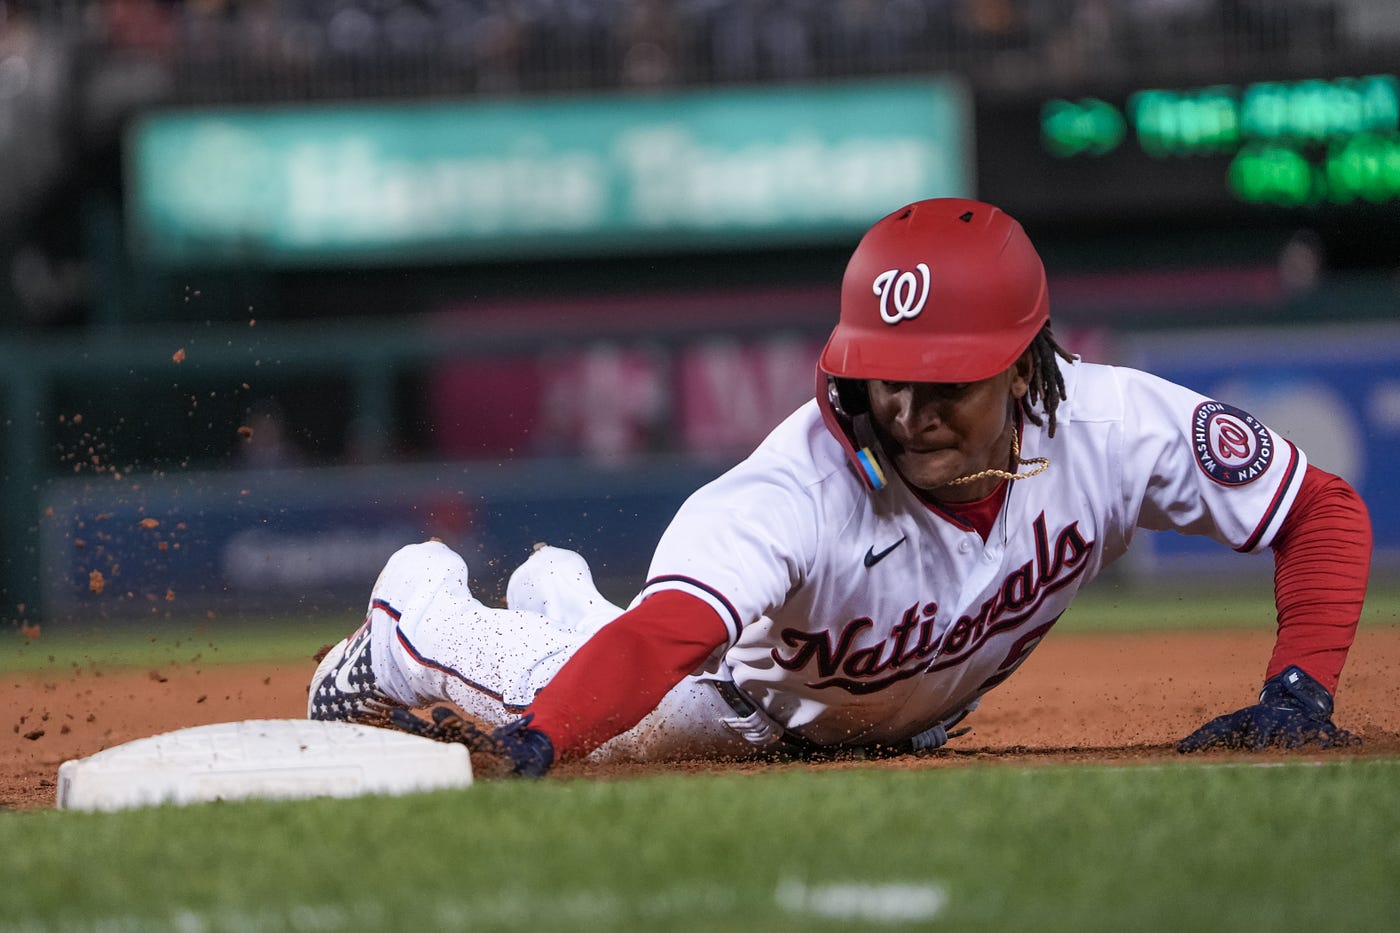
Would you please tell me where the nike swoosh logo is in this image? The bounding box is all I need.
[333,630,372,693]
[863,535,908,568]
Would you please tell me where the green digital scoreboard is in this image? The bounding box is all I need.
[977,73,1400,233]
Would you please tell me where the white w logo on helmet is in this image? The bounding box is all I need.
[873,264,931,325]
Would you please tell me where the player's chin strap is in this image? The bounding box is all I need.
[817,369,889,491]
[850,416,889,490]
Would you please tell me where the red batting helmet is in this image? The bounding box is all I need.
[818,198,1049,384]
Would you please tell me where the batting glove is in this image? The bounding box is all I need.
[390,706,555,778]
[1176,665,1360,753]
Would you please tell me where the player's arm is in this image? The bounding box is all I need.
[1265,463,1371,689]
[1179,463,1371,751]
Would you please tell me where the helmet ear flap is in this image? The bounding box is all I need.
[817,369,887,491]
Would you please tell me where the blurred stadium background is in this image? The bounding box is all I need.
[1,0,1397,625]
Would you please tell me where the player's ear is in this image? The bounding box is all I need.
[1008,349,1034,399]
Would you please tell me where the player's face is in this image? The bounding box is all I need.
[866,354,1032,502]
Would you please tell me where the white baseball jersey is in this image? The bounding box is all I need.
[638,358,1306,748]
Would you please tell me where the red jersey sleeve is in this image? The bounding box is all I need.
[523,589,729,760]
[1268,464,1372,693]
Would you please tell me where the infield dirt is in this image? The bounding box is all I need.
[5,626,1399,810]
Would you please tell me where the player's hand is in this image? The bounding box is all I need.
[1177,665,1360,753]
[390,706,555,777]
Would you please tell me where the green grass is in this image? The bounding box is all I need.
[1052,579,1400,632]
[1,759,1396,932]
[0,613,359,674]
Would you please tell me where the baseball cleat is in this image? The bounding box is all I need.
[307,617,405,725]
[310,539,473,721]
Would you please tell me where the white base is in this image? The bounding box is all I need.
[55,719,473,812]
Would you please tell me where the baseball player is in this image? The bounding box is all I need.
[309,198,1372,776]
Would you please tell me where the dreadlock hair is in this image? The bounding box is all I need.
[1019,322,1076,438]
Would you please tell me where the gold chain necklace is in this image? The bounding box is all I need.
[942,425,1050,487]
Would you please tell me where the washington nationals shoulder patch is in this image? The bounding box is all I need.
[1191,401,1274,485]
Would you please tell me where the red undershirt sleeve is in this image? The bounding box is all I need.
[1267,464,1372,693]
[523,589,731,760]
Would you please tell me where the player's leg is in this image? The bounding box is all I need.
[504,543,627,635]
[310,539,589,728]
[312,539,760,763]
